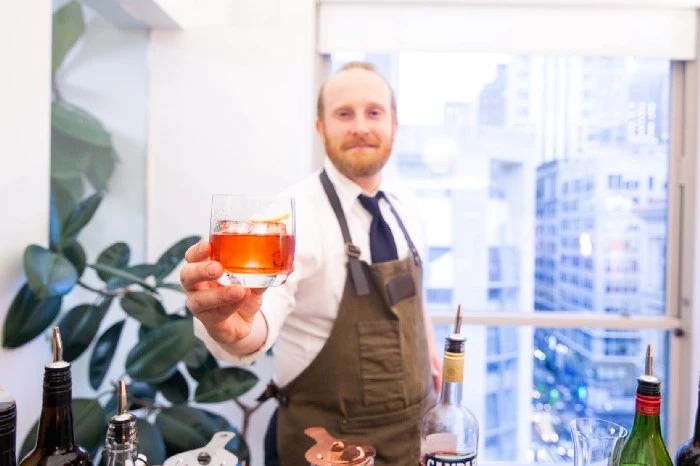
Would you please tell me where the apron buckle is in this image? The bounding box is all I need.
[344,242,361,258]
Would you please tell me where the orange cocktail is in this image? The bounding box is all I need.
[210,195,295,287]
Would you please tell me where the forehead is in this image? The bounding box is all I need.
[323,69,393,111]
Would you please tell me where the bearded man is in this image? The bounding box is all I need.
[179,62,441,466]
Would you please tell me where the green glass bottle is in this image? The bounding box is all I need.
[619,344,672,466]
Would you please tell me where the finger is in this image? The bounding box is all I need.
[180,260,223,291]
[186,284,248,315]
[185,241,211,263]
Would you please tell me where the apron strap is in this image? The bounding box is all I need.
[319,170,370,296]
[382,196,422,267]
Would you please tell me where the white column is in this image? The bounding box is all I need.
[0,0,52,446]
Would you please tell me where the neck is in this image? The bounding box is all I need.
[351,174,381,193]
[36,389,75,448]
[439,380,463,405]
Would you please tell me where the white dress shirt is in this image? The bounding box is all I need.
[194,159,425,387]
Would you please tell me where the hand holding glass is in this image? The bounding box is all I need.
[210,194,295,287]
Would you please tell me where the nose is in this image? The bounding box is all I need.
[350,115,370,135]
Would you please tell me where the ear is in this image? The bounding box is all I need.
[315,118,325,140]
[392,112,398,132]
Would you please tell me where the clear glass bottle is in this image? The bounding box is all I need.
[101,380,147,466]
[419,305,478,466]
[0,386,17,466]
[675,371,700,466]
[619,344,672,466]
[19,327,91,466]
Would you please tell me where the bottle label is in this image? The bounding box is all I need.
[443,351,464,383]
[423,452,477,466]
[635,394,660,416]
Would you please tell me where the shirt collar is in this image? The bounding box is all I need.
[322,158,399,213]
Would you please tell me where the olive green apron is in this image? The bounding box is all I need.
[275,170,434,465]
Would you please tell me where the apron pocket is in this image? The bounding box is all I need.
[339,401,420,433]
[357,320,406,406]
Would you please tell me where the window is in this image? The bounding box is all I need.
[329,53,683,464]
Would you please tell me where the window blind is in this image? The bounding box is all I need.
[318,1,698,59]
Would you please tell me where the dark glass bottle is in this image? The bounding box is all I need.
[0,386,17,466]
[419,305,478,466]
[101,380,147,466]
[19,327,91,465]
[619,344,672,466]
[676,372,700,466]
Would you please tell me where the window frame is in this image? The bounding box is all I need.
[315,54,697,462]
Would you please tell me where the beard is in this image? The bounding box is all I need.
[324,130,394,179]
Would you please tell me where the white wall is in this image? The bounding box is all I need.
[0,0,52,447]
[147,1,317,464]
[0,0,149,450]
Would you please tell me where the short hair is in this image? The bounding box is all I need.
[316,61,397,120]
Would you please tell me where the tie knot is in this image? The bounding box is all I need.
[358,192,385,217]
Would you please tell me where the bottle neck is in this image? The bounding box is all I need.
[36,365,76,449]
[439,349,464,405]
[103,414,140,465]
[0,449,16,466]
[438,379,463,405]
[630,393,663,437]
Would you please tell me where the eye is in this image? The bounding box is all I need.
[368,108,383,118]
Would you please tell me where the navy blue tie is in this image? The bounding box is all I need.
[358,192,398,263]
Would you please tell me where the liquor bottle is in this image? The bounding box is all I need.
[19,327,91,465]
[420,305,478,466]
[619,344,672,466]
[675,371,700,466]
[0,386,17,466]
[101,380,147,466]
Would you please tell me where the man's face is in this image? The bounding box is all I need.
[317,69,397,180]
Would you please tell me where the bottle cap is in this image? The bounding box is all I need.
[107,380,137,443]
[0,387,16,452]
[445,304,466,353]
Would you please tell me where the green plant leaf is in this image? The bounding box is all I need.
[138,314,182,340]
[136,418,168,465]
[19,419,38,460]
[74,398,107,453]
[195,367,259,403]
[95,242,130,281]
[52,101,111,147]
[24,244,78,298]
[61,191,104,243]
[154,236,201,283]
[120,292,169,328]
[62,240,86,277]
[89,320,125,390]
[58,300,111,362]
[155,370,190,404]
[2,284,62,348]
[53,177,85,204]
[156,406,237,458]
[126,319,198,383]
[157,282,184,292]
[51,128,93,180]
[51,180,76,226]
[91,263,157,292]
[52,0,84,74]
[183,339,210,368]
[86,146,118,191]
[186,353,219,382]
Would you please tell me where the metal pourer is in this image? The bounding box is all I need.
[644,344,653,377]
[52,327,63,362]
